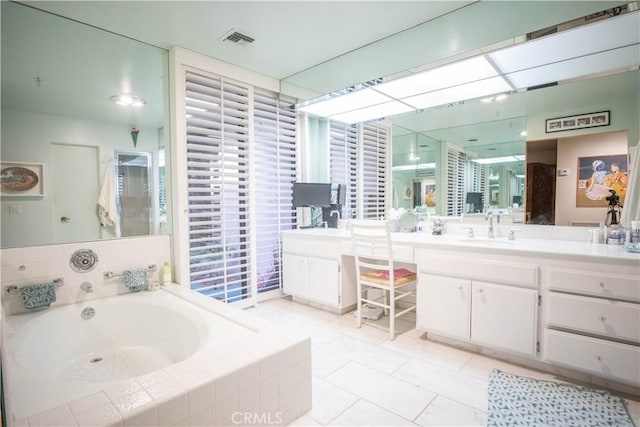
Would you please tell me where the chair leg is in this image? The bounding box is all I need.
[389,287,395,340]
[383,289,389,316]
[356,281,362,328]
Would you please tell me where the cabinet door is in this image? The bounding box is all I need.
[307,257,339,307]
[417,274,471,339]
[282,253,308,297]
[471,281,538,356]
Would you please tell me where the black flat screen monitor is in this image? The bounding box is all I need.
[512,195,522,206]
[293,183,332,207]
[465,192,484,212]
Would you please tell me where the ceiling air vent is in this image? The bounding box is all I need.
[222,30,255,47]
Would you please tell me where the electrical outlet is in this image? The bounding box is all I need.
[9,204,23,215]
[557,168,570,177]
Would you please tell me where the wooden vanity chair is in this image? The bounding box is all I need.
[349,220,417,340]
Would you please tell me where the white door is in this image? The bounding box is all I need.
[282,254,308,297]
[417,274,471,339]
[471,281,538,356]
[52,144,100,243]
[307,257,339,307]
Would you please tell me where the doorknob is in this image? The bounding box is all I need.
[61,216,71,223]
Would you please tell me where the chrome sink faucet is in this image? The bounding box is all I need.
[485,211,495,239]
[485,210,503,238]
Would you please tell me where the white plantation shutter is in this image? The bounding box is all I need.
[446,146,466,216]
[329,121,358,218]
[185,71,252,303]
[361,123,389,219]
[253,89,297,294]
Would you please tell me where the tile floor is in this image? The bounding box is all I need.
[247,297,640,427]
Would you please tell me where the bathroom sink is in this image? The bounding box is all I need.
[456,238,513,247]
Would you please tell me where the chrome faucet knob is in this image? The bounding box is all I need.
[508,229,523,241]
[80,281,94,293]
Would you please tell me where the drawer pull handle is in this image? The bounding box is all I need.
[478,288,484,293]
[596,356,603,362]
[599,316,606,322]
[458,286,464,290]
[599,282,605,288]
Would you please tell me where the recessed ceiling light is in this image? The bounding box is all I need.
[111,94,146,107]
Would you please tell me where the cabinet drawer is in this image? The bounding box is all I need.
[548,269,640,302]
[283,236,338,259]
[416,252,537,288]
[340,240,413,263]
[547,293,640,343]
[544,329,640,386]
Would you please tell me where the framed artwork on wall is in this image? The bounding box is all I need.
[1,162,45,196]
[576,154,627,208]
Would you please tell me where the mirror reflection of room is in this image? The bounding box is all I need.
[0,2,169,248]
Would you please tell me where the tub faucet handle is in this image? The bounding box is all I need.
[80,282,94,293]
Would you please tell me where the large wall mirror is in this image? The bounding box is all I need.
[282,2,638,227]
[390,69,638,225]
[1,2,170,248]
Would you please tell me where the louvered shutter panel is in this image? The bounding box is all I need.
[446,146,466,216]
[253,89,297,294]
[361,123,389,219]
[329,121,358,218]
[185,71,252,303]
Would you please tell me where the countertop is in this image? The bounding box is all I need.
[282,227,640,263]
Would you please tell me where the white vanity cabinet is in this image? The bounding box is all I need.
[471,281,538,355]
[281,231,355,312]
[543,263,640,386]
[417,274,470,339]
[416,248,539,356]
[282,253,339,307]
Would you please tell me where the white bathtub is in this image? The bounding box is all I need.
[2,287,312,426]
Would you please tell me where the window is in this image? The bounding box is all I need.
[185,71,252,303]
[253,89,297,295]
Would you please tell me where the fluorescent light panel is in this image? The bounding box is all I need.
[329,100,413,124]
[502,45,640,89]
[402,76,512,110]
[473,155,525,164]
[374,56,499,99]
[392,162,436,171]
[296,11,638,123]
[489,11,639,74]
[298,88,392,117]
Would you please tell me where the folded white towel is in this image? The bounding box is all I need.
[97,168,120,237]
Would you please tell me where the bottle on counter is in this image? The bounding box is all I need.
[598,222,606,244]
[606,223,623,245]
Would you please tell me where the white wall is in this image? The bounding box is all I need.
[1,109,159,247]
[555,130,628,226]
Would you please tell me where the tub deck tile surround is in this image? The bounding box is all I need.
[7,282,312,427]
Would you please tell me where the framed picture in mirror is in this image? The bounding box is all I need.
[545,111,610,133]
[0,161,45,196]
[576,154,627,208]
